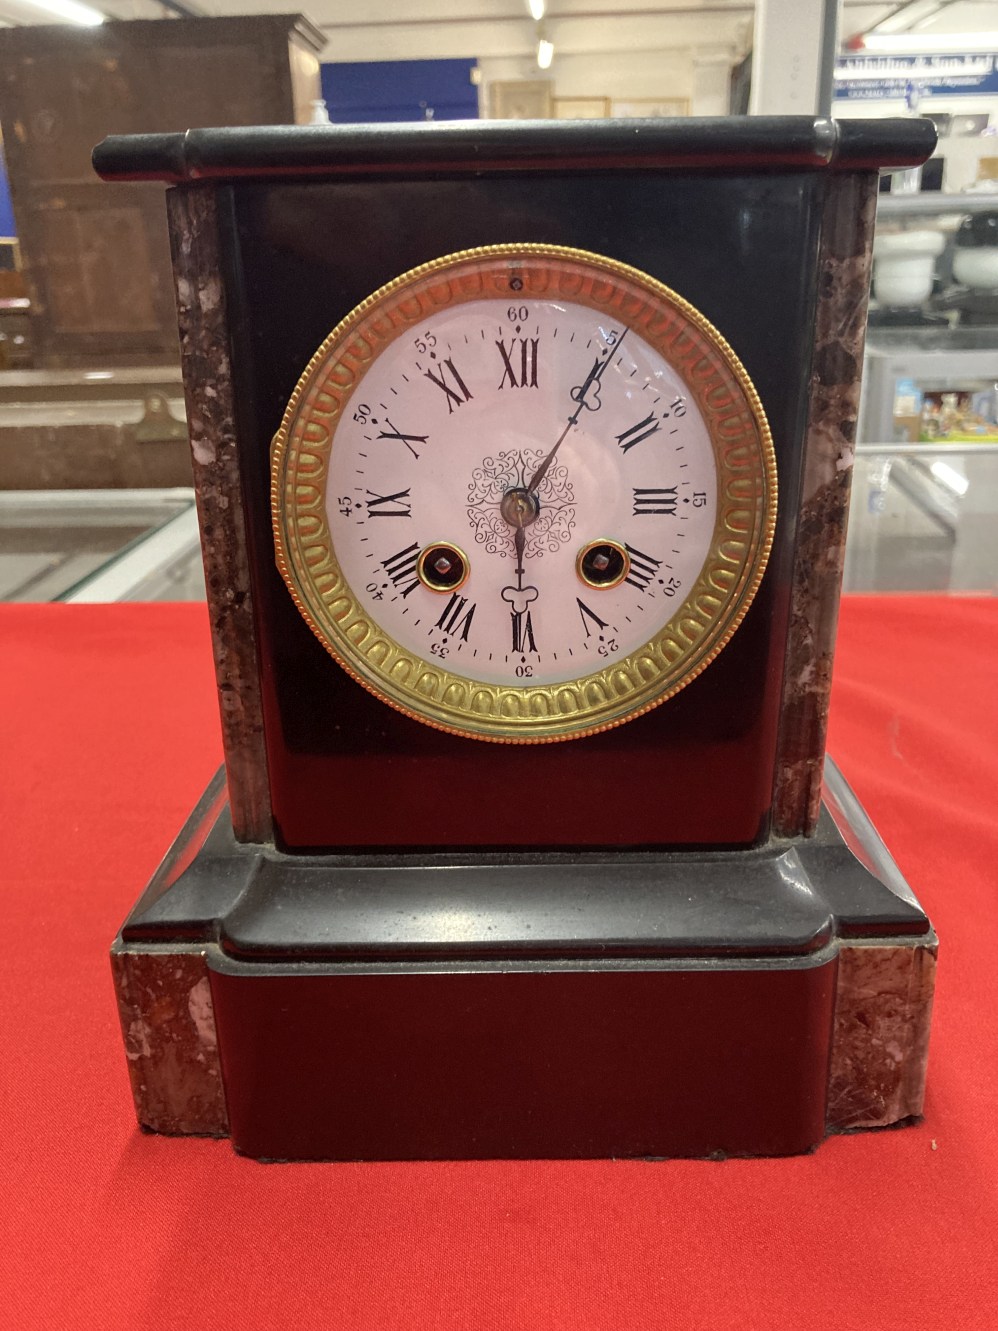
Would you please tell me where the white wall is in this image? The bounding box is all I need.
[478,48,698,114]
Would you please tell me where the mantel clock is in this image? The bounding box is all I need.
[96,117,938,1161]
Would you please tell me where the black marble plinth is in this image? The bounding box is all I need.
[112,759,934,1161]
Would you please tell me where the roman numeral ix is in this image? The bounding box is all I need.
[365,487,411,518]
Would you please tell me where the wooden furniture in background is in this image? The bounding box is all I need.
[0,16,324,369]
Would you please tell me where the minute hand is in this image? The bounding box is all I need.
[525,328,628,494]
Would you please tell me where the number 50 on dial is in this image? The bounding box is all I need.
[271,244,777,743]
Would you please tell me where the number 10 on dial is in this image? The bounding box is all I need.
[272,244,777,742]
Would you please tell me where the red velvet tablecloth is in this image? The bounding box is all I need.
[2,597,996,1330]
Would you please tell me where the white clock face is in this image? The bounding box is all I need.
[273,245,775,743]
[325,297,718,688]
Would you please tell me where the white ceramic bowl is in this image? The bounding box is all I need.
[953,248,998,290]
[873,230,945,307]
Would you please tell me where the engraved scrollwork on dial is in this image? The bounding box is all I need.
[466,449,576,558]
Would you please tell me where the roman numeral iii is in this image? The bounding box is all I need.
[632,486,678,516]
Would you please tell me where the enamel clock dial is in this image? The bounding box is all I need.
[272,244,776,742]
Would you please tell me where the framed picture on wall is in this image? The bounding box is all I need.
[611,98,690,118]
[553,97,611,119]
[488,80,553,119]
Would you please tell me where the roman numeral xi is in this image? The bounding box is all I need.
[425,358,473,413]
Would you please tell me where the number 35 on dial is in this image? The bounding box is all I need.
[271,244,777,743]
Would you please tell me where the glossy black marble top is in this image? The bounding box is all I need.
[92,115,937,183]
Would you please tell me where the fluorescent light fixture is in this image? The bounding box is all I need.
[861,32,998,53]
[929,460,969,497]
[871,0,942,35]
[528,0,545,20]
[537,37,553,70]
[24,0,105,23]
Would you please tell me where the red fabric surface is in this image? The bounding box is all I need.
[2,597,996,1331]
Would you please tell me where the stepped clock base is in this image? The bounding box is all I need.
[111,760,935,1160]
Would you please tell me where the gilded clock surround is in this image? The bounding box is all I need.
[271,243,777,743]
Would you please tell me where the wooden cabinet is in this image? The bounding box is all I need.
[0,16,324,367]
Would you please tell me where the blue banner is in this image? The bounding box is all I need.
[834,53,998,100]
[0,143,15,238]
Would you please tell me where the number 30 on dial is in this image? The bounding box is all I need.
[271,244,777,743]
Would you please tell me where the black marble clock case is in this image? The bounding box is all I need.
[97,119,937,1161]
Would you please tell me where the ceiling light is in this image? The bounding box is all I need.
[537,37,554,70]
[871,0,942,35]
[22,0,105,23]
[528,0,545,21]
